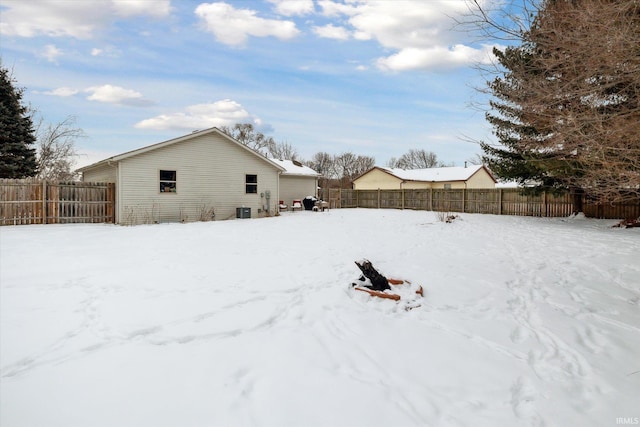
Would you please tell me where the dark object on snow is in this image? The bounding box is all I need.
[303,196,317,210]
[354,259,390,291]
[613,218,640,228]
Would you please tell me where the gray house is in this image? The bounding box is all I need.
[78,127,286,225]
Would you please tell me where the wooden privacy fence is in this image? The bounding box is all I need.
[0,179,115,226]
[328,188,640,219]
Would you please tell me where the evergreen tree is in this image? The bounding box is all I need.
[0,64,37,178]
[480,0,640,203]
[480,44,568,192]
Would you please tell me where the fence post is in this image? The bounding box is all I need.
[462,188,466,213]
[41,181,46,224]
[108,182,116,223]
[430,188,433,211]
[377,188,380,209]
[543,191,547,217]
[498,188,503,215]
[402,187,405,210]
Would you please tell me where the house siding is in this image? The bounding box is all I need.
[401,181,432,190]
[431,181,466,189]
[466,169,497,189]
[279,175,317,206]
[353,168,403,190]
[116,133,280,225]
[82,163,117,183]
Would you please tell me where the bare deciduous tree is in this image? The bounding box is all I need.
[465,153,485,166]
[460,0,540,42]
[306,151,374,192]
[219,123,275,155]
[306,152,335,198]
[334,152,374,187]
[268,141,299,160]
[35,115,85,181]
[387,149,443,169]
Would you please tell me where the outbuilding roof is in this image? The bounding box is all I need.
[358,165,496,183]
[270,159,319,177]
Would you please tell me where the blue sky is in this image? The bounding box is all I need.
[1,0,501,168]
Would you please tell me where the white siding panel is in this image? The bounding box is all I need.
[117,133,280,224]
[279,176,317,206]
[82,163,117,183]
[353,169,403,190]
[466,170,497,189]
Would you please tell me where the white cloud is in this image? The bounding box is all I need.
[43,87,79,97]
[135,100,264,131]
[85,84,155,107]
[42,44,63,62]
[111,0,171,18]
[90,45,121,57]
[377,44,497,72]
[194,2,299,46]
[315,0,493,71]
[267,0,314,16]
[0,0,171,39]
[0,1,98,39]
[317,0,358,18]
[313,24,350,40]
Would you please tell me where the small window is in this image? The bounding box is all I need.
[443,183,452,190]
[160,170,177,193]
[246,174,257,194]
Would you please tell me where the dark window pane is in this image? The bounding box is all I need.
[246,184,257,194]
[246,174,257,184]
[160,170,176,181]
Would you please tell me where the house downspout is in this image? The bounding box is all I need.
[463,182,467,213]
[116,162,122,224]
[277,171,282,214]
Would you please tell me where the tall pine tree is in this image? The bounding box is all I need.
[0,64,37,178]
[481,0,640,204]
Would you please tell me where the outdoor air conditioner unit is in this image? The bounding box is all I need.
[236,207,251,219]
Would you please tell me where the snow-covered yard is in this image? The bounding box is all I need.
[1,209,639,427]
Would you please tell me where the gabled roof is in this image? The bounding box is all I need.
[356,165,497,183]
[77,127,286,173]
[270,159,319,177]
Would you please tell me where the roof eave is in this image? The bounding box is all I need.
[76,127,286,173]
